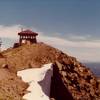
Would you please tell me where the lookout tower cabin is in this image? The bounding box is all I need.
[18,30,38,45]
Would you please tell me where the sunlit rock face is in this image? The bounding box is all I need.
[17,63,53,100]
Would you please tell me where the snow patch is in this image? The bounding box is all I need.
[17,63,53,100]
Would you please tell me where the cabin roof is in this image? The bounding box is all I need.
[18,30,38,36]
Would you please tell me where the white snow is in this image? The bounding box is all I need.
[17,63,53,100]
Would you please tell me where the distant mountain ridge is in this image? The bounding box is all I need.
[84,63,100,77]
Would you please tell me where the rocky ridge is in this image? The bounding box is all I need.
[0,68,28,100]
[0,43,99,100]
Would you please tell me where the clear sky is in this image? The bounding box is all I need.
[0,0,100,62]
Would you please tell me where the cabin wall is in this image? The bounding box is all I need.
[19,35,37,45]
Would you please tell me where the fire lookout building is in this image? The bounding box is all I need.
[18,30,38,45]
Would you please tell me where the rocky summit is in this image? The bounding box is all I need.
[0,43,100,100]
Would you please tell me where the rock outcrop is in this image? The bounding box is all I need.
[0,43,99,100]
[51,61,100,100]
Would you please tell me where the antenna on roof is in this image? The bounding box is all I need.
[21,27,23,32]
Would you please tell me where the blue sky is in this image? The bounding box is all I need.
[0,0,100,62]
[0,0,98,37]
